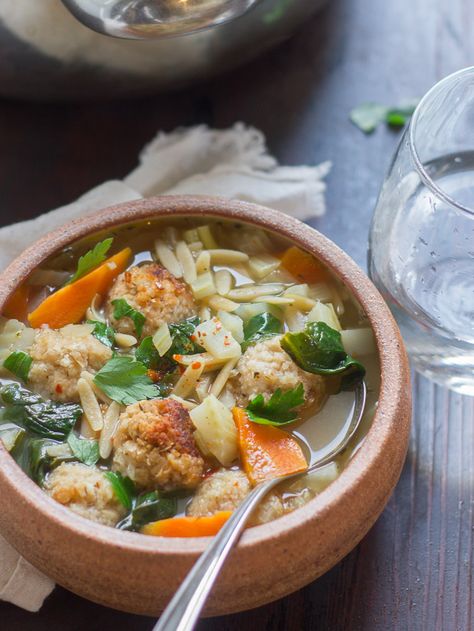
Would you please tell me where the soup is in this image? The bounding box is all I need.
[0,218,378,536]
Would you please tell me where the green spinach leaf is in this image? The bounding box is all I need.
[242,313,283,351]
[117,491,177,531]
[3,351,33,382]
[104,471,136,510]
[0,384,82,440]
[280,322,365,390]
[111,299,145,338]
[246,383,305,426]
[66,237,113,285]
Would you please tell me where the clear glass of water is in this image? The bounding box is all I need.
[369,67,474,394]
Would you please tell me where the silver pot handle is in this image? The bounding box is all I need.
[61,0,261,40]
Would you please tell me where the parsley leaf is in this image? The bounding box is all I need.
[67,432,100,466]
[3,351,32,382]
[88,320,115,348]
[104,471,136,510]
[112,299,145,338]
[93,356,158,405]
[246,383,305,426]
[66,238,113,285]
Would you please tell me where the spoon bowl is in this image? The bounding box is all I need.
[60,0,259,39]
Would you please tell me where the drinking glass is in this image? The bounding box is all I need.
[369,67,474,394]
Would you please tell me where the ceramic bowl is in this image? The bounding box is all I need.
[0,196,411,616]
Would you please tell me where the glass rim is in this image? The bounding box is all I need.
[409,65,474,216]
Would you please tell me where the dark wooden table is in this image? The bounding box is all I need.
[1,1,473,629]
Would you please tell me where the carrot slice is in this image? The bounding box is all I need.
[142,511,232,537]
[3,284,31,322]
[233,407,307,485]
[280,246,326,284]
[27,247,132,329]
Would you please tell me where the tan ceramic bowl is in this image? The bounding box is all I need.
[0,196,411,616]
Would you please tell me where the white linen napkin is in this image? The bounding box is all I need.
[0,123,330,611]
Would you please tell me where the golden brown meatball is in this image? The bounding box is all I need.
[186,468,313,526]
[105,263,197,338]
[229,335,326,409]
[44,463,126,527]
[28,325,112,402]
[112,398,205,492]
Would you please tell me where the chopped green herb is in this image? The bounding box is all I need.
[350,99,419,133]
[246,383,305,426]
[112,299,145,338]
[242,312,283,351]
[3,351,33,382]
[66,237,113,285]
[67,432,100,466]
[88,320,115,348]
[0,384,82,441]
[104,471,135,510]
[281,322,365,390]
[93,356,158,405]
[117,491,177,531]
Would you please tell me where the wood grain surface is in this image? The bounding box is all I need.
[0,0,473,629]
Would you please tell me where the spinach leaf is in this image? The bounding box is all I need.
[242,313,283,351]
[104,471,136,510]
[88,320,115,349]
[246,383,305,426]
[135,336,163,370]
[66,238,113,285]
[67,432,100,466]
[3,351,33,382]
[111,299,145,338]
[117,491,177,531]
[26,439,75,486]
[280,322,365,390]
[0,384,82,440]
[93,356,158,405]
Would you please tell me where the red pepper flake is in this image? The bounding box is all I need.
[191,362,202,370]
[147,369,161,383]
[55,384,63,394]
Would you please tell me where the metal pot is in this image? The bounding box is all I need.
[0,0,327,101]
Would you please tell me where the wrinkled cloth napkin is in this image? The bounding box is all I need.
[0,123,330,612]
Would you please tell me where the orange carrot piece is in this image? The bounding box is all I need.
[233,407,307,485]
[3,284,31,322]
[27,247,132,329]
[142,511,232,537]
[280,246,326,284]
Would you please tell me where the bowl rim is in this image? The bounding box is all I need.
[0,194,410,557]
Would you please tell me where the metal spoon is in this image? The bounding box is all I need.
[60,0,259,40]
[153,381,367,631]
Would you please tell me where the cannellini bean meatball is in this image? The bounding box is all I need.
[44,463,126,527]
[230,335,326,409]
[105,263,197,338]
[187,469,312,526]
[28,326,112,402]
[112,398,205,492]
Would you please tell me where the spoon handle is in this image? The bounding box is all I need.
[152,477,278,631]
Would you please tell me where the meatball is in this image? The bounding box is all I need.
[230,335,326,409]
[112,398,205,492]
[105,263,197,338]
[44,462,126,527]
[28,326,112,402]
[187,469,312,526]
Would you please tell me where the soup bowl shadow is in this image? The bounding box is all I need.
[0,195,411,616]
